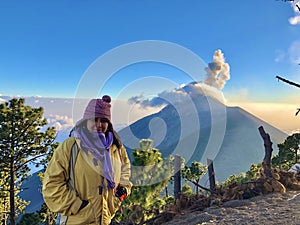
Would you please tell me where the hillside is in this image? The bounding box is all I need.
[119,94,287,182]
[19,170,44,213]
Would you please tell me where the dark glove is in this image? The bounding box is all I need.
[115,186,127,201]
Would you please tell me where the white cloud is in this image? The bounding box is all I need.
[288,41,300,63]
[111,99,163,125]
[127,82,226,110]
[46,114,74,131]
[289,1,300,25]
[274,49,286,63]
[289,15,300,25]
[275,41,300,64]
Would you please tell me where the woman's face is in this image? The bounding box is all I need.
[86,118,109,133]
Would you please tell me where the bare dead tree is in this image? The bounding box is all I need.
[276,75,300,116]
[258,126,273,178]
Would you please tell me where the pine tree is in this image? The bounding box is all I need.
[37,172,57,225]
[37,203,57,225]
[0,98,57,225]
[114,139,173,223]
[181,161,207,195]
[272,133,300,170]
[17,212,40,225]
[130,139,173,207]
[181,184,194,197]
[0,170,10,225]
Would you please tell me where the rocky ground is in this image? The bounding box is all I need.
[162,191,300,225]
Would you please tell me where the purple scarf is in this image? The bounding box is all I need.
[74,127,115,189]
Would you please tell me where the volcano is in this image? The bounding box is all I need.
[119,93,287,182]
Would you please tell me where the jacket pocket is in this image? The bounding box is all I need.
[108,196,122,217]
[67,197,101,225]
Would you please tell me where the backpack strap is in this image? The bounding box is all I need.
[58,140,80,225]
[68,140,80,190]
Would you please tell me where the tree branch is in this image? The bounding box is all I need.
[13,119,37,142]
[14,153,48,172]
[276,76,300,89]
[0,166,10,172]
[189,180,217,194]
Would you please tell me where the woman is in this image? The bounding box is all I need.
[43,95,132,225]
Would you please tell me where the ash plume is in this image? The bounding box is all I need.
[128,50,230,108]
[204,49,230,89]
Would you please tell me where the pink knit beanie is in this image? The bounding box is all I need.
[77,95,112,125]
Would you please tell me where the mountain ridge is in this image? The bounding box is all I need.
[118,94,287,183]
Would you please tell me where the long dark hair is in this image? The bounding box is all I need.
[107,121,122,149]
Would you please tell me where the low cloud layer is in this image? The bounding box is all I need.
[46,114,74,131]
[227,101,300,135]
[128,82,226,108]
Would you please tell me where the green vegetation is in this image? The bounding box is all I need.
[0,98,57,225]
[181,184,194,197]
[222,163,262,187]
[113,140,209,224]
[181,161,207,194]
[37,173,57,225]
[113,139,174,224]
[17,212,40,225]
[272,133,300,170]
[223,133,300,187]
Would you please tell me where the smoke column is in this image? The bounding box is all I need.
[204,49,230,89]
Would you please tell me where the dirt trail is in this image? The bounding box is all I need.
[162,191,300,225]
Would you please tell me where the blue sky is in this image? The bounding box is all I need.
[1,0,300,132]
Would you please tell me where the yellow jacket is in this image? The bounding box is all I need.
[42,137,132,225]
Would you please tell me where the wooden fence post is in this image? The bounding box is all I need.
[174,154,181,200]
[207,158,216,191]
